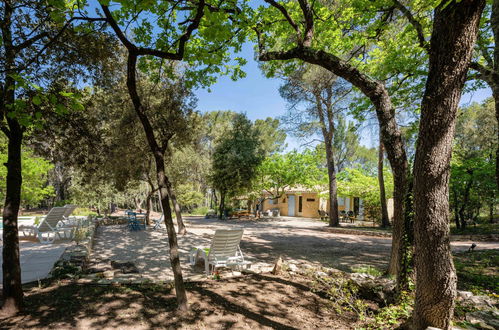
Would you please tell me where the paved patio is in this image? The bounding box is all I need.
[0,240,71,285]
[90,216,499,281]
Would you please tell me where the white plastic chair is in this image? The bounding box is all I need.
[190,228,250,276]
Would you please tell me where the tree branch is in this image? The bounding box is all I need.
[297,0,314,46]
[392,0,429,51]
[469,61,499,86]
[264,0,301,40]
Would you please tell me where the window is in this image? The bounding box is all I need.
[268,199,274,205]
[299,196,303,212]
[306,198,315,202]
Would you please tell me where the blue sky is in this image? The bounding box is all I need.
[194,42,492,150]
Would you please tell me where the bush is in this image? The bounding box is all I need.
[190,206,209,215]
[73,207,97,217]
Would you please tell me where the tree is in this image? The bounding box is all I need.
[254,0,413,285]
[210,113,263,218]
[0,0,112,313]
[253,117,287,155]
[0,137,55,209]
[412,1,485,327]
[450,99,498,227]
[279,65,353,226]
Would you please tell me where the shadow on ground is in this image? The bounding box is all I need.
[0,274,356,329]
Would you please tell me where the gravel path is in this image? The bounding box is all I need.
[90,216,499,279]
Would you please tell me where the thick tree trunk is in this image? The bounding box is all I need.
[378,136,390,228]
[324,140,339,227]
[413,1,484,328]
[1,1,23,313]
[165,178,187,235]
[126,53,187,311]
[1,121,24,315]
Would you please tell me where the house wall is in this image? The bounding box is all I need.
[262,193,321,218]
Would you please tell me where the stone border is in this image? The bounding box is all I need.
[49,216,97,278]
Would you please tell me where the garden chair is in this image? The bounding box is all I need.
[19,207,75,244]
[153,214,164,230]
[318,210,329,221]
[126,211,146,231]
[189,228,250,276]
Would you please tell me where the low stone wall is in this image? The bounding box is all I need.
[50,216,97,279]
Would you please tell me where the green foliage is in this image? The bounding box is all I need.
[210,113,264,197]
[367,292,414,329]
[450,98,498,225]
[352,265,383,277]
[0,142,54,208]
[176,184,204,212]
[251,150,320,200]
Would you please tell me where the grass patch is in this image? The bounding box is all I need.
[450,221,499,236]
[454,249,498,297]
[351,265,384,277]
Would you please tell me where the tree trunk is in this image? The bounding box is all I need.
[324,140,339,226]
[219,190,225,219]
[165,178,187,235]
[413,1,484,328]
[154,155,188,311]
[378,136,390,227]
[1,1,23,312]
[1,120,24,315]
[145,192,152,225]
[126,53,187,311]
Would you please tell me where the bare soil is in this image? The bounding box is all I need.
[0,274,360,329]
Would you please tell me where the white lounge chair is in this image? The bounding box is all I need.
[59,204,78,227]
[190,228,250,276]
[19,207,75,244]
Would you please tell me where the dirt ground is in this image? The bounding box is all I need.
[183,216,499,272]
[0,274,360,329]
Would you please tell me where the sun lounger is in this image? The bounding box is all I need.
[19,207,75,244]
[190,228,251,276]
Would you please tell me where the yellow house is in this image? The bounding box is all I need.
[261,187,363,218]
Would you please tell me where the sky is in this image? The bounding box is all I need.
[194,42,493,150]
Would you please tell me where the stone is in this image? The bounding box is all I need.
[315,271,327,277]
[466,311,499,330]
[457,290,474,299]
[103,270,115,278]
[111,261,139,274]
[288,264,298,272]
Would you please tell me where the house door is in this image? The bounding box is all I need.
[288,195,295,216]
